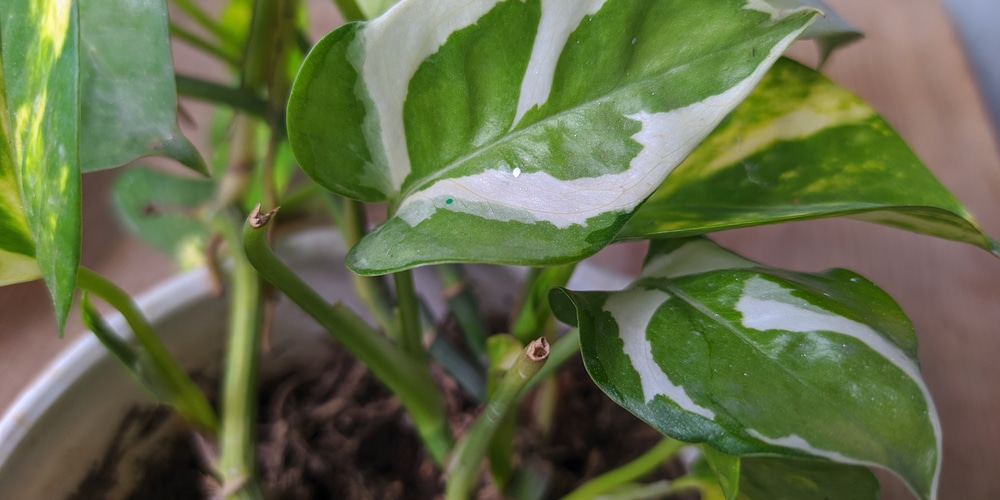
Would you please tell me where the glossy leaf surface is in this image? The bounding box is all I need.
[288,0,819,274]
[0,0,81,329]
[79,0,205,173]
[0,41,40,286]
[550,238,940,499]
[620,58,1000,257]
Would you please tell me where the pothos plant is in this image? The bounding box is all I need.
[1,0,996,498]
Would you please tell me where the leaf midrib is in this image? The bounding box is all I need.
[395,28,797,202]
[662,278,896,453]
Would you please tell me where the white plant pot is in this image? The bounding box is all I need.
[0,229,630,498]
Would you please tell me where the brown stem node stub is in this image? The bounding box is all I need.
[526,337,550,361]
[248,203,280,229]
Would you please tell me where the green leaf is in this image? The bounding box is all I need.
[550,238,941,499]
[692,453,879,500]
[80,292,166,400]
[701,444,741,500]
[738,456,879,499]
[287,0,820,275]
[206,107,298,212]
[1,0,81,330]
[111,167,214,269]
[620,58,1000,257]
[359,0,400,19]
[79,0,205,174]
[0,35,40,286]
[766,0,862,63]
[510,263,575,343]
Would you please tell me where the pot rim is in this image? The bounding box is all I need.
[0,227,633,469]
[0,266,214,465]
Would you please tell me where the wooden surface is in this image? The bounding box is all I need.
[2,0,998,498]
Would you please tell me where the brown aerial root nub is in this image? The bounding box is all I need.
[526,337,550,361]
[248,203,281,229]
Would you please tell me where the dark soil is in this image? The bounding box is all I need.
[69,406,210,499]
[72,338,686,499]
[254,345,438,498]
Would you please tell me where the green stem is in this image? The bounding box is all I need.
[580,477,703,500]
[241,0,281,94]
[242,207,453,463]
[175,75,268,118]
[215,215,265,500]
[80,293,138,368]
[275,183,321,215]
[171,0,240,46]
[77,267,218,433]
[560,438,687,500]
[394,269,425,358]
[340,198,397,339]
[428,335,486,403]
[445,338,551,500]
[210,113,257,215]
[332,0,366,21]
[169,24,240,68]
[511,263,577,343]
[438,264,489,361]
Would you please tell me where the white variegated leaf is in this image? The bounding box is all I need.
[550,238,941,500]
[287,0,822,274]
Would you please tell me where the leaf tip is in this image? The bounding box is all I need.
[988,238,1000,259]
[547,288,579,327]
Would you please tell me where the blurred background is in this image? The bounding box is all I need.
[1,0,997,498]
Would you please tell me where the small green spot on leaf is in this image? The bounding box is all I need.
[445,198,453,205]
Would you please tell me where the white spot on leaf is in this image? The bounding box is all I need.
[396,43,796,229]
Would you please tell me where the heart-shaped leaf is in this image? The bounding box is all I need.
[1,0,81,330]
[551,238,941,499]
[288,0,820,275]
[619,58,1000,257]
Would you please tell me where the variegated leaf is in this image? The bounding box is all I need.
[1,0,81,330]
[287,0,820,275]
[550,238,940,500]
[619,58,1000,257]
[0,39,39,286]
